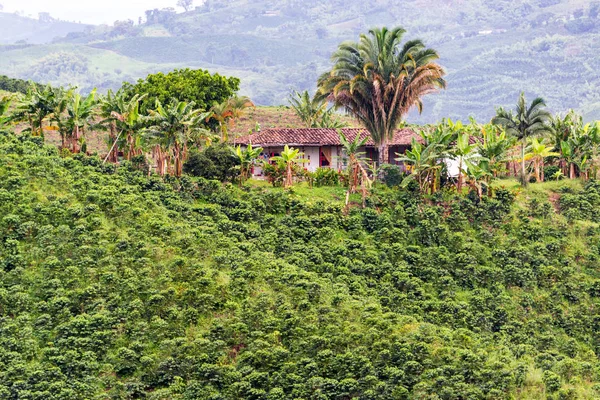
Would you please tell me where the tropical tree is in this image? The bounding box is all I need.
[209,100,232,142]
[98,90,124,163]
[396,138,445,194]
[100,93,148,162]
[232,144,263,185]
[551,111,583,176]
[452,132,478,192]
[339,130,371,206]
[318,26,446,166]
[492,92,553,186]
[289,90,328,128]
[526,138,559,182]
[270,145,307,188]
[9,84,57,136]
[478,124,515,177]
[65,90,97,153]
[147,99,211,176]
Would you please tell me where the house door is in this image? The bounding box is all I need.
[320,147,332,167]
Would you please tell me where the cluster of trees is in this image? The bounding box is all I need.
[0,68,254,177]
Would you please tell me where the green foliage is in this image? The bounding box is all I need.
[380,164,404,187]
[0,75,42,94]
[183,143,239,181]
[1,131,600,398]
[313,167,340,187]
[121,68,240,114]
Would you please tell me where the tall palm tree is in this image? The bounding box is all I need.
[147,99,211,177]
[318,26,446,166]
[492,92,553,186]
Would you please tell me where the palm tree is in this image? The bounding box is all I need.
[318,26,446,166]
[492,92,553,186]
[289,90,328,128]
[526,138,559,182]
[232,144,263,185]
[147,99,211,177]
[65,90,97,153]
[270,145,307,188]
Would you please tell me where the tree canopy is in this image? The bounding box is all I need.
[121,68,240,114]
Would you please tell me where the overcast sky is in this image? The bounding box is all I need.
[1,0,176,24]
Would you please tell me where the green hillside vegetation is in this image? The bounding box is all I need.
[3,1,600,121]
[4,127,600,398]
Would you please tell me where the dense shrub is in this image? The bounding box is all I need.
[314,167,340,187]
[183,144,239,182]
[380,163,404,187]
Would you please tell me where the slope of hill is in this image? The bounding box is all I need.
[0,12,89,44]
[2,1,600,122]
[3,130,600,398]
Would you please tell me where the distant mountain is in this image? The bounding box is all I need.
[2,0,600,122]
[0,12,90,44]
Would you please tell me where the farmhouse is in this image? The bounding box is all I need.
[236,127,419,177]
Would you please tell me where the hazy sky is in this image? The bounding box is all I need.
[1,0,175,24]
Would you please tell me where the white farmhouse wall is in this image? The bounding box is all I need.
[301,147,321,172]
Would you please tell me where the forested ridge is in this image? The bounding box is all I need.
[2,130,600,398]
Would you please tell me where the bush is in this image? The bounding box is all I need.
[380,164,404,187]
[544,165,560,180]
[314,167,340,187]
[183,144,239,182]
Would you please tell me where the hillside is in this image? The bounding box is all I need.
[3,130,600,398]
[2,1,600,122]
[0,12,89,45]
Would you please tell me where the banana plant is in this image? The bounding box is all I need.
[270,145,308,188]
[232,144,263,186]
[526,138,559,182]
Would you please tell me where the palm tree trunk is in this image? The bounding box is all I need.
[570,163,575,179]
[540,159,544,182]
[378,140,389,167]
[535,158,541,183]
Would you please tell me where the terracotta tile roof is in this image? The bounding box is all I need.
[235,128,419,147]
